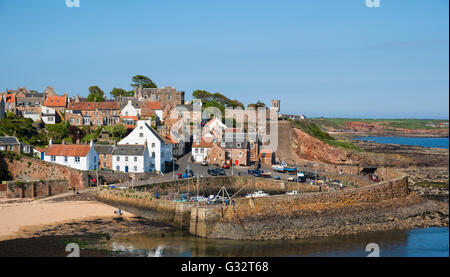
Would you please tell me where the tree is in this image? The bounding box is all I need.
[86,86,105,102]
[111,124,127,139]
[68,125,85,143]
[247,101,266,109]
[46,122,70,144]
[110,88,133,98]
[131,75,157,89]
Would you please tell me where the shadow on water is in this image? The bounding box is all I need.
[97,227,449,257]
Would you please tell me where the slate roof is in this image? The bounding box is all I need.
[112,145,146,156]
[0,136,20,146]
[67,102,120,111]
[94,145,115,155]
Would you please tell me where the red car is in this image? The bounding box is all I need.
[222,164,230,169]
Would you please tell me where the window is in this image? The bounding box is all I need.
[116,166,120,171]
[134,166,137,172]
[97,119,101,126]
[152,143,155,148]
[103,162,106,168]
[125,156,128,162]
[152,152,155,158]
[139,133,143,137]
[75,156,80,163]
[239,151,243,157]
[103,154,106,159]
[125,111,129,116]
[134,157,137,162]
[117,156,120,161]
[51,156,56,162]
[195,148,199,153]
[76,119,80,125]
[64,156,68,163]
[200,149,204,153]
[70,119,74,124]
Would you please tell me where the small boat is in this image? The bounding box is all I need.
[286,190,298,195]
[245,191,269,198]
[272,165,285,172]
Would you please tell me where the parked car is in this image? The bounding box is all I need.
[208,169,218,176]
[222,163,230,169]
[217,168,226,176]
[201,160,208,166]
[248,169,255,175]
[252,169,263,177]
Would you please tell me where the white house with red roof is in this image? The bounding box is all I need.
[41,95,67,124]
[44,140,99,171]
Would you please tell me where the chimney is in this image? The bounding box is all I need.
[62,139,65,145]
[90,140,94,147]
[49,139,53,146]
[76,139,80,145]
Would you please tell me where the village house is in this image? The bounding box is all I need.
[44,140,99,171]
[191,137,214,163]
[259,149,275,166]
[118,120,173,172]
[112,144,151,173]
[41,95,67,124]
[134,86,185,107]
[0,136,21,154]
[3,92,17,114]
[141,101,164,123]
[120,100,140,128]
[65,101,121,126]
[94,145,115,170]
[221,137,250,167]
[15,88,44,122]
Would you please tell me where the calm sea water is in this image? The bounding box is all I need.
[99,227,449,257]
[354,136,449,149]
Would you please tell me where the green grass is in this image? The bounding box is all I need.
[309,118,449,130]
[289,119,362,152]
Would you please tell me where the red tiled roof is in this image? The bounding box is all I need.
[141,101,162,117]
[95,102,120,110]
[121,115,138,120]
[165,135,178,144]
[44,96,67,107]
[142,101,162,110]
[46,144,91,157]
[34,147,47,153]
[5,94,15,103]
[192,138,214,148]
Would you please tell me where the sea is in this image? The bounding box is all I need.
[96,227,449,257]
[354,136,449,149]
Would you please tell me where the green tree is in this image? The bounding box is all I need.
[131,75,157,89]
[86,86,105,102]
[110,88,134,98]
[46,122,70,144]
[111,124,127,139]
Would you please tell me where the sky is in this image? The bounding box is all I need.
[0,0,448,119]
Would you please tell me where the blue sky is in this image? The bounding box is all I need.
[0,0,448,119]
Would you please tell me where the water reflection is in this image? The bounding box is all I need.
[92,227,445,257]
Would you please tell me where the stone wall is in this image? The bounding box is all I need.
[6,180,69,198]
[4,155,88,189]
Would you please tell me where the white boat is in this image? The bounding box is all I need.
[286,190,298,195]
[245,191,269,198]
[272,165,285,172]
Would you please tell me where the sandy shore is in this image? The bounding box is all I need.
[0,200,134,241]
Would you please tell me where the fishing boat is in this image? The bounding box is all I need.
[245,191,269,198]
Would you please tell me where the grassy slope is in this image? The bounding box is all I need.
[289,119,362,152]
[310,118,449,130]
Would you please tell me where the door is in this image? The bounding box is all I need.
[235,160,239,166]
[125,166,129,173]
[41,152,44,160]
